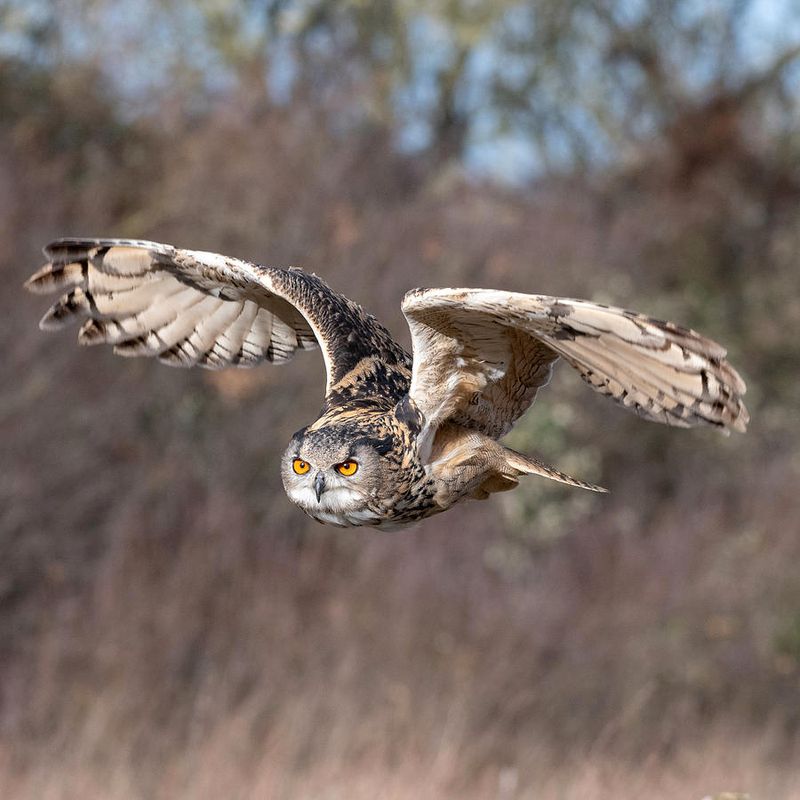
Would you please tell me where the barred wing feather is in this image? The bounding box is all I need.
[402,288,749,443]
[24,238,407,400]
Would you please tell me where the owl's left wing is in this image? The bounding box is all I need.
[25,239,408,402]
[402,288,749,447]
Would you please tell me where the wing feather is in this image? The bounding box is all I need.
[25,239,407,404]
[401,288,748,444]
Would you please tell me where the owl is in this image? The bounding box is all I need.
[25,239,748,529]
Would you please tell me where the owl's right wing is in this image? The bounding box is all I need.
[25,239,409,402]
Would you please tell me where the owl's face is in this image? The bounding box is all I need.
[281,424,393,527]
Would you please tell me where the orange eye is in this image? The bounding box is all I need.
[292,458,311,475]
[336,460,359,476]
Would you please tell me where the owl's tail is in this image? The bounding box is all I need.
[469,445,607,500]
[501,447,607,493]
[430,425,607,501]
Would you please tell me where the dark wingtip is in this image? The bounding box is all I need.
[394,395,424,433]
[24,264,55,294]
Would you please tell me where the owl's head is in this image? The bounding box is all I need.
[280,422,395,527]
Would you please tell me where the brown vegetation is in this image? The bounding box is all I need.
[2,2,800,796]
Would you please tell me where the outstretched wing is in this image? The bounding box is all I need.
[25,239,409,403]
[402,288,749,445]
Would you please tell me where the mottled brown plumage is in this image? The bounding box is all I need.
[25,239,748,528]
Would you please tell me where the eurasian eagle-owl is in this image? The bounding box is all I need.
[25,239,748,529]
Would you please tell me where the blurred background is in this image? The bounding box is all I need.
[2,1,800,797]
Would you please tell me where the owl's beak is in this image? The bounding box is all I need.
[314,472,326,502]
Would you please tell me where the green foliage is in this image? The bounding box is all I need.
[774,612,800,666]
[491,397,604,562]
